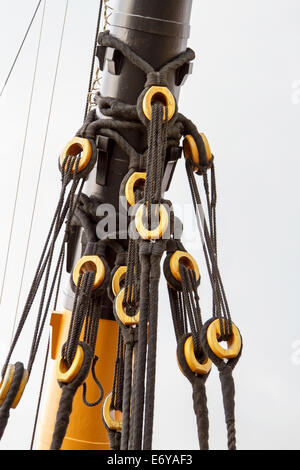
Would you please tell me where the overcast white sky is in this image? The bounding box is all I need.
[0,0,300,450]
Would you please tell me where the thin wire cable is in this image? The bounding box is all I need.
[0,0,47,305]
[29,337,50,450]
[85,0,113,114]
[0,0,42,98]
[30,0,104,445]
[9,0,69,344]
[84,0,103,118]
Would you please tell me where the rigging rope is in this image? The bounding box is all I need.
[85,0,112,116]
[78,31,241,450]
[2,156,83,376]
[8,0,69,343]
[30,0,112,448]
[30,0,112,449]
[0,0,46,305]
[30,338,50,450]
[0,0,42,98]
[0,150,92,439]
[0,13,242,450]
[50,237,111,449]
[165,244,209,450]
[84,0,104,118]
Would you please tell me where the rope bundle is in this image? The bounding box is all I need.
[0,26,242,451]
[78,31,241,451]
[0,151,95,440]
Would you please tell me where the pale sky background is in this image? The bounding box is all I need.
[0,0,300,450]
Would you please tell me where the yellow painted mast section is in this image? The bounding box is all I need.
[37,310,118,450]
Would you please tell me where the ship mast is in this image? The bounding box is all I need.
[37,0,193,450]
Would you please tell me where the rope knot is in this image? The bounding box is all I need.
[145,71,169,88]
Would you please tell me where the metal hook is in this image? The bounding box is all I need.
[82,356,104,407]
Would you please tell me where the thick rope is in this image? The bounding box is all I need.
[0,362,24,439]
[192,376,209,450]
[50,342,93,450]
[120,331,136,450]
[32,29,239,452]
[142,245,164,450]
[219,365,237,450]
[2,156,83,377]
[165,240,210,450]
[108,430,121,450]
[131,253,150,449]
